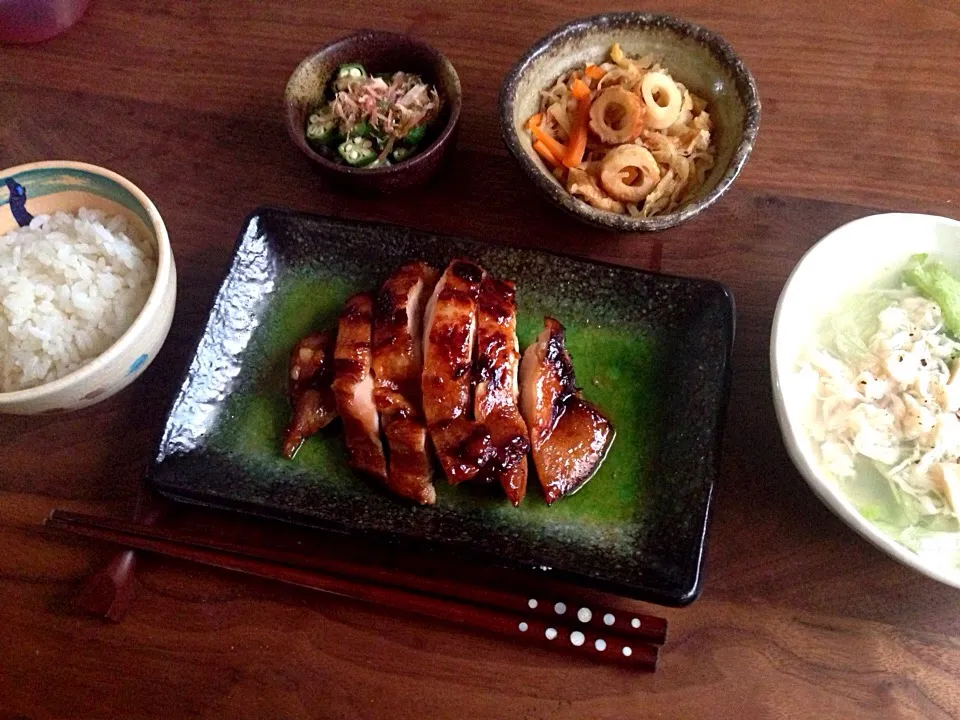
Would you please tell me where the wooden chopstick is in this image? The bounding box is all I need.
[49,509,666,645]
[46,510,662,670]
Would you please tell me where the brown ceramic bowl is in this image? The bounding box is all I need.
[500,13,760,232]
[284,31,462,192]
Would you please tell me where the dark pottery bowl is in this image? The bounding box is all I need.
[285,31,462,192]
[499,13,760,232]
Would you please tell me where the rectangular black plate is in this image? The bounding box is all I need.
[149,208,733,606]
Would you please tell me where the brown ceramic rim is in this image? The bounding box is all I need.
[499,12,761,232]
[285,31,462,179]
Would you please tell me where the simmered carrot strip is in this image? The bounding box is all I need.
[526,113,543,132]
[563,79,592,168]
[570,77,591,100]
[584,64,605,80]
[529,116,568,160]
[533,139,562,167]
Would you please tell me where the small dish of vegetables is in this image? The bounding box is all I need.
[285,31,461,190]
[305,63,441,168]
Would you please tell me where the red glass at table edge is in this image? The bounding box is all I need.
[0,0,90,44]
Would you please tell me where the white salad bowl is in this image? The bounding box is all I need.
[771,212,960,589]
[0,161,176,415]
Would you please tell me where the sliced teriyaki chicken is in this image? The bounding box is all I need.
[474,276,530,506]
[332,293,388,482]
[428,416,495,482]
[421,259,485,482]
[372,261,440,504]
[282,330,338,459]
[520,317,613,504]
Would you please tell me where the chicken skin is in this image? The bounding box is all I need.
[421,259,486,482]
[519,317,613,504]
[474,276,530,505]
[332,293,388,482]
[372,262,439,504]
[282,330,338,459]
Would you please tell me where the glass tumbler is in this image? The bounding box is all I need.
[0,0,91,44]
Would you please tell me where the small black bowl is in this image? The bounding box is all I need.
[499,13,761,232]
[285,31,462,192]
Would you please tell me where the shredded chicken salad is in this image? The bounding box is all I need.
[797,255,960,572]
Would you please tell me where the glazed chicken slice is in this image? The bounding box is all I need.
[332,293,388,482]
[474,276,530,505]
[282,330,338,459]
[519,318,614,504]
[428,417,495,483]
[421,259,485,482]
[372,261,440,504]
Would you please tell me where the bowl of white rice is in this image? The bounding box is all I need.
[0,160,176,414]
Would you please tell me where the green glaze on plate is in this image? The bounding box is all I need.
[151,208,733,605]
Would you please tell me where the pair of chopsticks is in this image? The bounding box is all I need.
[46,510,666,669]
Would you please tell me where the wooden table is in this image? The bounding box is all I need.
[3,1,959,717]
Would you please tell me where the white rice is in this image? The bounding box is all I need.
[0,207,157,392]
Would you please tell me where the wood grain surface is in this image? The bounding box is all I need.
[2,1,960,718]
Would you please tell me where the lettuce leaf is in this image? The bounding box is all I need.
[904,253,960,338]
[822,291,892,364]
